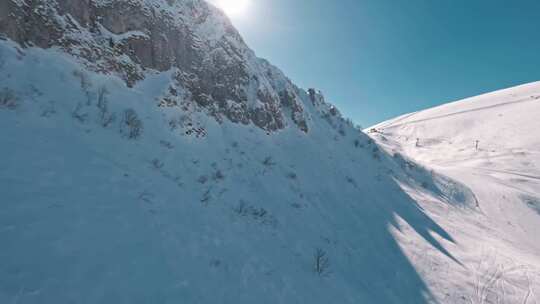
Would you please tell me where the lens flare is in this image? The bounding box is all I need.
[214,0,250,17]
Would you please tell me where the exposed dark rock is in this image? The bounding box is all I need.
[0,0,323,133]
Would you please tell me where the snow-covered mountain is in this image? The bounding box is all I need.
[370,82,540,303]
[0,0,309,132]
[0,0,538,303]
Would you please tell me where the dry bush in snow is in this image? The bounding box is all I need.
[97,86,115,127]
[0,88,18,110]
[314,248,331,276]
[120,109,143,139]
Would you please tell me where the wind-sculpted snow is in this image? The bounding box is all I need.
[0,38,473,303]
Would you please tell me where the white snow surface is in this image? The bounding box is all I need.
[0,4,539,298]
[370,82,540,303]
[0,37,494,303]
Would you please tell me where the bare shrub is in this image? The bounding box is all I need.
[201,189,211,204]
[96,86,115,127]
[372,146,381,160]
[212,169,225,181]
[197,175,209,184]
[72,70,94,105]
[234,200,277,227]
[290,202,302,209]
[314,248,331,276]
[0,88,18,110]
[73,70,91,92]
[169,114,190,131]
[97,87,107,108]
[120,109,143,139]
[286,172,297,180]
[262,156,275,167]
[101,112,116,127]
[151,158,164,169]
[72,102,89,123]
[338,126,346,136]
[346,176,358,188]
[234,200,248,215]
[168,118,179,131]
[40,100,56,117]
[209,259,221,268]
[159,140,174,149]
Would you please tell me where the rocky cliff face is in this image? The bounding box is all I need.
[0,0,318,132]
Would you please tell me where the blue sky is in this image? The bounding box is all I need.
[226,0,540,127]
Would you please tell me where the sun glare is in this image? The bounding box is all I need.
[214,0,250,17]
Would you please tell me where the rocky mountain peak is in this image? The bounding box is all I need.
[0,0,329,132]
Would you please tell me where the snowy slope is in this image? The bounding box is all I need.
[0,38,476,303]
[370,82,540,303]
[1,0,539,303]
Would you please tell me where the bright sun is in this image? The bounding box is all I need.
[214,0,250,17]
